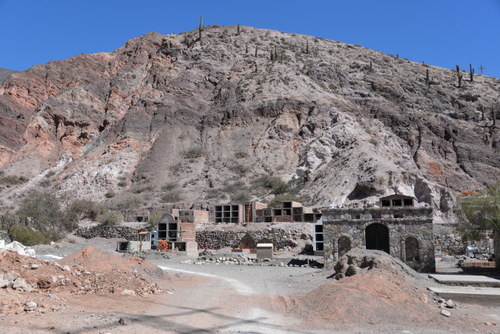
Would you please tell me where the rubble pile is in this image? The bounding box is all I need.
[0,246,166,315]
[332,249,420,280]
[270,250,478,331]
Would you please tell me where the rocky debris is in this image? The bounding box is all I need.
[12,278,30,291]
[0,240,36,257]
[24,301,37,312]
[271,267,466,330]
[192,253,317,268]
[0,230,11,243]
[445,299,455,309]
[434,233,467,256]
[75,224,141,240]
[0,246,167,315]
[120,289,136,296]
[440,309,451,317]
[331,249,421,280]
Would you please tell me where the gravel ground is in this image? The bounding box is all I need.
[17,236,498,334]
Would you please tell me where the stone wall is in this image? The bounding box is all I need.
[434,233,466,255]
[322,207,435,272]
[195,223,313,250]
[75,225,141,240]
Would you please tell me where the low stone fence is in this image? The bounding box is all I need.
[75,224,140,240]
[196,224,312,250]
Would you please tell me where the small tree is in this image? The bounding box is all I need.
[456,184,499,267]
[147,210,164,230]
[16,192,63,233]
[264,176,288,195]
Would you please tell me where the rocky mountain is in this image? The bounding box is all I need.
[0,68,17,84]
[0,26,498,225]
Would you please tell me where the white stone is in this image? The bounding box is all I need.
[24,301,37,312]
[440,309,451,317]
[12,278,29,290]
[121,289,136,296]
[0,278,9,288]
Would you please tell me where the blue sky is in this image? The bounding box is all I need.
[1,0,499,78]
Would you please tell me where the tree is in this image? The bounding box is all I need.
[17,192,63,232]
[456,183,499,267]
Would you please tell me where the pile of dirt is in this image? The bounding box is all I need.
[0,246,166,315]
[59,246,165,278]
[271,269,480,331]
[332,249,421,280]
[269,250,484,331]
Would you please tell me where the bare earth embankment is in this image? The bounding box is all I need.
[1,239,499,333]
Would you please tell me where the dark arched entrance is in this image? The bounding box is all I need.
[365,223,390,253]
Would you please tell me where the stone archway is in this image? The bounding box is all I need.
[338,236,351,258]
[365,223,390,253]
[405,237,420,262]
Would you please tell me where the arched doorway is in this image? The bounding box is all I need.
[365,223,390,253]
[338,236,351,258]
[405,237,420,262]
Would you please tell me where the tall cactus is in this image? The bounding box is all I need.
[198,16,203,40]
[469,64,474,82]
[425,69,430,87]
[237,24,240,35]
[456,65,463,88]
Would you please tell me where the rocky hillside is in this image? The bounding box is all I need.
[0,26,498,224]
[0,68,17,84]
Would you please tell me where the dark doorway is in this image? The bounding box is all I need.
[365,223,390,253]
[405,237,420,262]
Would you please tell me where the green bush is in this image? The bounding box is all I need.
[97,210,121,226]
[65,199,101,226]
[8,224,47,246]
[184,147,204,159]
[264,176,289,195]
[234,151,248,159]
[105,190,115,198]
[161,191,182,203]
[45,170,56,178]
[17,192,62,231]
[231,191,251,202]
[161,182,178,192]
[268,193,305,208]
[0,175,28,186]
[229,164,249,177]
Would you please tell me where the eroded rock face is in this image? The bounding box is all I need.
[0,26,498,222]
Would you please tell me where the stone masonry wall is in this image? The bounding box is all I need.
[195,223,313,250]
[75,225,141,240]
[322,207,435,272]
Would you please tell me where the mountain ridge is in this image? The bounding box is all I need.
[0,25,498,224]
